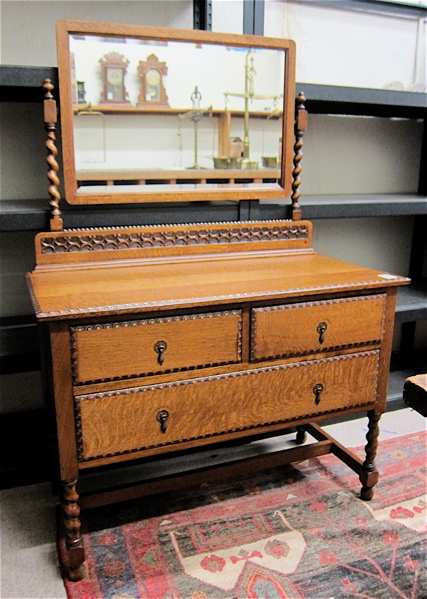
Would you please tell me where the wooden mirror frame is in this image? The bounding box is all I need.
[57,20,296,205]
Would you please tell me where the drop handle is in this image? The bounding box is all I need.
[156,409,170,433]
[154,340,167,365]
[316,322,327,344]
[313,383,323,405]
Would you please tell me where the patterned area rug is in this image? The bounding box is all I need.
[60,430,426,599]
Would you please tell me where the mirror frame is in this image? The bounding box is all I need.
[57,20,296,205]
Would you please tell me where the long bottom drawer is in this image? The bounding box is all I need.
[76,350,380,462]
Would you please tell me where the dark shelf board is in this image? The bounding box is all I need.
[0,316,39,374]
[1,194,426,232]
[0,199,243,232]
[395,283,427,323]
[1,66,426,118]
[263,194,427,220]
[1,65,58,102]
[299,82,427,119]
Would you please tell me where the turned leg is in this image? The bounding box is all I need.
[62,478,86,581]
[295,425,307,445]
[359,411,381,501]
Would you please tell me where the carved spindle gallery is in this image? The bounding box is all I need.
[43,79,63,232]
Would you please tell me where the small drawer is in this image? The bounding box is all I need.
[71,310,242,384]
[251,294,385,361]
[76,350,379,462]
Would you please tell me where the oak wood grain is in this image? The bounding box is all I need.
[251,294,386,360]
[27,251,409,321]
[77,350,379,462]
[71,310,242,384]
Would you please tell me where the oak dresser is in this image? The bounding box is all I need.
[26,20,410,580]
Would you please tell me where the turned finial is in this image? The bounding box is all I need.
[291,91,308,221]
[44,78,63,232]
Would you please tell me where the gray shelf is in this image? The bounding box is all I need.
[299,82,426,120]
[1,65,58,102]
[1,194,426,232]
[261,194,427,220]
[395,283,427,323]
[2,65,426,118]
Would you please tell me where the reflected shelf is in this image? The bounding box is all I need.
[76,167,281,187]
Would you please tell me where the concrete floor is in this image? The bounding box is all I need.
[1,407,425,599]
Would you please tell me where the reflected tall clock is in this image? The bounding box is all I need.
[99,52,131,105]
[137,53,170,107]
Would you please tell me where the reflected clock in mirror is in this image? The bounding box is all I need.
[99,52,131,105]
[137,54,170,107]
[56,20,296,204]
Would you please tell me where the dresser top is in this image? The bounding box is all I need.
[27,251,409,321]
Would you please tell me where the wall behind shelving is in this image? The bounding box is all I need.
[264,0,426,91]
[0,1,193,66]
[301,114,422,195]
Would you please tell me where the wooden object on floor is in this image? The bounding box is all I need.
[27,20,411,583]
[27,220,409,580]
[403,374,427,417]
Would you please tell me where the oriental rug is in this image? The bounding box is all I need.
[60,430,426,599]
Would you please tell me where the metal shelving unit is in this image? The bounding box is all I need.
[1,65,426,404]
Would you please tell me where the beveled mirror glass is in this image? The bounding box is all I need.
[57,20,296,204]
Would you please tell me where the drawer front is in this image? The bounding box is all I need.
[71,310,242,384]
[251,294,385,361]
[76,350,379,462]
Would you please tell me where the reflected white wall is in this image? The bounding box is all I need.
[264,0,426,90]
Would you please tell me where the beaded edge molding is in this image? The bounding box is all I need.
[74,350,380,463]
[70,310,243,385]
[250,293,387,361]
[30,280,398,319]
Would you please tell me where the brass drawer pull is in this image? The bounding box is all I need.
[154,340,167,365]
[156,409,170,433]
[313,383,324,405]
[316,321,328,344]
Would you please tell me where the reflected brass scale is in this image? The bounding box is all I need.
[224,49,282,168]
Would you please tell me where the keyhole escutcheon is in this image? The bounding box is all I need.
[154,340,167,365]
[313,383,324,405]
[316,321,328,344]
[156,409,169,433]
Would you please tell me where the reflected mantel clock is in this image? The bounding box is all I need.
[137,53,170,107]
[27,19,410,582]
[99,51,131,105]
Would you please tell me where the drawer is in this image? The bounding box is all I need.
[71,310,242,384]
[251,294,385,361]
[76,350,379,462]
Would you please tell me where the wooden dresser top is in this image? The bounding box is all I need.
[27,250,409,321]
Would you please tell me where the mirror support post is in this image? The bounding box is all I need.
[43,79,63,232]
[291,92,308,222]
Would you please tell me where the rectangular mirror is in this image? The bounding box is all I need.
[57,20,296,204]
